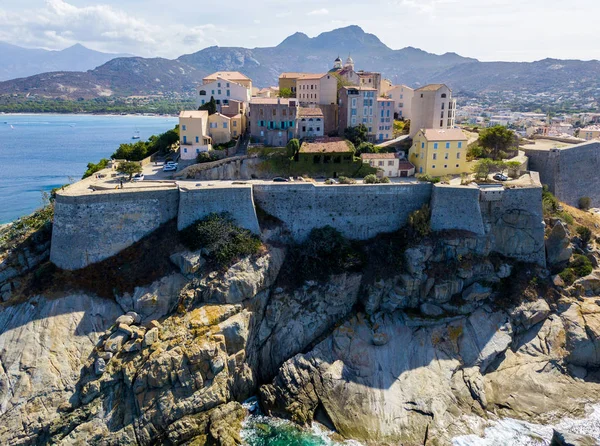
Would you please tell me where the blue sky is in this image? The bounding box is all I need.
[0,0,598,61]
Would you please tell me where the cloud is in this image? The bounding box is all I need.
[307,8,329,16]
[0,0,218,57]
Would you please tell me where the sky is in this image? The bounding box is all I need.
[0,0,598,62]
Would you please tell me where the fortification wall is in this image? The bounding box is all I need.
[525,142,600,207]
[430,185,485,235]
[253,183,433,241]
[50,188,179,271]
[177,185,260,234]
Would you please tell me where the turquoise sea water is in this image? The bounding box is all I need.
[0,114,178,223]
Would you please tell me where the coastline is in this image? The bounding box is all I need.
[1,112,179,118]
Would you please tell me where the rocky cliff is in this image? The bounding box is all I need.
[0,215,600,445]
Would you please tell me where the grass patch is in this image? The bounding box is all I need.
[559,254,593,285]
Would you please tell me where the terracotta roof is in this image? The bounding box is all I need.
[338,67,354,76]
[377,97,393,102]
[299,137,353,154]
[250,98,297,105]
[298,73,327,81]
[416,84,449,92]
[360,153,398,160]
[298,107,324,117]
[279,72,307,79]
[222,113,242,119]
[398,161,415,170]
[203,71,250,81]
[179,110,208,119]
[421,128,467,141]
[341,86,377,91]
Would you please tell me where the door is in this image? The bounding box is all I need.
[401,171,407,177]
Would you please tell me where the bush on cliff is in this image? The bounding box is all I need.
[82,158,109,179]
[559,254,593,285]
[579,196,591,211]
[179,213,262,267]
[576,226,592,247]
[408,204,431,239]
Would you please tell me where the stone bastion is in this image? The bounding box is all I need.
[50,174,546,271]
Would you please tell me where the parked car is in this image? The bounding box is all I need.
[163,164,177,172]
[165,161,178,167]
[493,173,509,181]
[132,173,144,182]
[272,177,289,182]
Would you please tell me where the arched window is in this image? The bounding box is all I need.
[441,93,447,98]
[199,90,207,96]
[309,118,313,122]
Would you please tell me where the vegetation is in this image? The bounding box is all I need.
[117,161,142,180]
[363,174,390,184]
[477,125,518,160]
[179,213,262,268]
[577,226,592,246]
[82,158,110,179]
[199,96,217,115]
[506,161,522,178]
[338,176,357,184]
[542,186,574,224]
[282,226,364,285]
[344,124,369,147]
[0,96,194,114]
[279,88,293,98]
[111,126,179,161]
[286,138,300,157]
[472,158,498,180]
[579,196,591,211]
[197,152,221,164]
[559,254,593,285]
[408,204,431,239]
[415,173,441,184]
[393,120,409,137]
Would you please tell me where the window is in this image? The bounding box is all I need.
[182,125,187,131]
[218,82,221,87]
[388,161,394,166]
[441,93,447,98]
[233,121,237,127]
[457,153,460,159]
[226,90,230,97]
[433,153,437,160]
[212,90,215,95]
[446,142,450,149]
[201,100,205,105]
[433,143,438,149]
[421,142,425,149]
[272,109,277,116]
[440,120,444,127]
[420,93,424,98]
[441,103,445,110]
[444,153,448,160]
[432,165,436,168]
[233,131,237,136]
[458,142,462,148]
[195,136,199,143]
[282,109,287,116]
[378,161,385,166]
[260,130,264,136]
[227,82,230,87]
[456,164,459,168]
[223,122,228,128]
[199,90,206,96]
[444,165,447,168]
[183,148,187,153]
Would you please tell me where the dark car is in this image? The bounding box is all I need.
[493,173,509,181]
[272,177,289,182]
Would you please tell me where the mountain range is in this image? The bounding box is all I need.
[0,26,599,100]
[0,42,132,82]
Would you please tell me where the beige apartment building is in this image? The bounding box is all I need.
[278,72,304,97]
[338,86,378,139]
[580,125,600,141]
[202,71,252,91]
[296,73,338,106]
[179,111,212,160]
[297,107,325,139]
[409,84,456,137]
[360,153,415,178]
[207,113,244,145]
[387,85,414,120]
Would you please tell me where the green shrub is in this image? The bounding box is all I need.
[82,158,109,179]
[542,185,560,216]
[577,226,593,246]
[338,176,356,184]
[117,161,142,180]
[416,174,440,184]
[197,152,220,164]
[559,211,574,225]
[364,174,378,184]
[559,254,593,285]
[179,213,262,267]
[379,176,391,183]
[579,196,591,210]
[408,204,431,238]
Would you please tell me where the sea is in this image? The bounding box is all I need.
[0,114,178,224]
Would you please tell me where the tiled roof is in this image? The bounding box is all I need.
[415,83,448,92]
[341,86,377,91]
[279,72,306,79]
[179,110,208,119]
[203,71,250,81]
[360,153,398,160]
[299,137,353,154]
[421,128,467,141]
[298,107,324,117]
[398,161,415,170]
[250,98,297,105]
[298,73,327,80]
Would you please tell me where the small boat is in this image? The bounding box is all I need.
[132,130,141,140]
[10,125,14,130]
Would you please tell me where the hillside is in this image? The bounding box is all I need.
[0,42,132,81]
[0,26,599,100]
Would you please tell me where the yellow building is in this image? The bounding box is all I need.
[179,111,212,160]
[207,113,245,145]
[278,72,305,97]
[580,126,600,141]
[409,128,468,176]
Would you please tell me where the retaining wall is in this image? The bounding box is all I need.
[50,188,179,270]
[430,185,485,235]
[253,183,433,241]
[178,185,260,234]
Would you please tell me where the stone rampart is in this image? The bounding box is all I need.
[50,188,179,271]
[178,185,260,234]
[430,185,485,235]
[253,183,433,241]
[525,141,600,207]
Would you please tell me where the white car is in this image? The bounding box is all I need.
[165,161,178,167]
[132,173,144,182]
[163,164,177,172]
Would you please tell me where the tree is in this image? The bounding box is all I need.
[363,174,378,184]
[344,124,368,147]
[279,88,293,98]
[478,126,516,160]
[286,138,300,157]
[577,226,592,246]
[472,158,497,181]
[355,142,377,156]
[199,96,217,115]
[506,161,522,178]
[117,161,142,180]
[579,196,591,210]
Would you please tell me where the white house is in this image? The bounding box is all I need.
[386,85,414,120]
[196,78,251,110]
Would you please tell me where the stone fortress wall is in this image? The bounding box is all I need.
[50,177,546,271]
[524,141,600,207]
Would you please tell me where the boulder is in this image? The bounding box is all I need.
[104,332,128,353]
[420,303,444,317]
[125,311,141,324]
[169,250,206,275]
[546,221,573,267]
[551,429,598,446]
[143,327,160,348]
[94,358,106,376]
[115,314,135,326]
[510,299,551,331]
[462,283,492,302]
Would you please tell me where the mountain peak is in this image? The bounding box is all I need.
[277,32,310,48]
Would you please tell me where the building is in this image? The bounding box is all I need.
[297,107,325,139]
[579,125,600,141]
[249,98,298,146]
[409,128,468,176]
[338,86,378,140]
[202,71,252,90]
[278,72,305,97]
[360,153,415,177]
[207,113,244,145]
[179,111,212,160]
[295,137,356,172]
[196,75,252,111]
[410,84,456,137]
[386,85,414,120]
[296,73,338,106]
[357,71,382,94]
[376,98,395,142]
